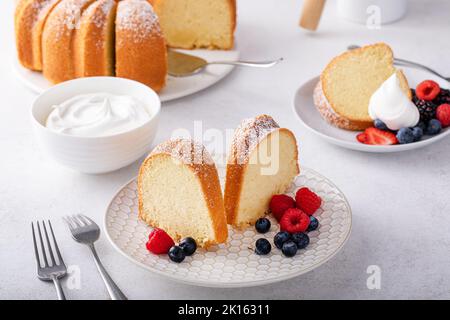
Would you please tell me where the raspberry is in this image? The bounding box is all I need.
[436,104,450,128]
[146,228,175,254]
[295,187,322,215]
[280,208,310,233]
[416,80,441,101]
[269,194,295,221]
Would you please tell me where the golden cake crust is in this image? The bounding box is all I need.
[138,139,228,247]
[116,0,167,92]
[224,115,300,227]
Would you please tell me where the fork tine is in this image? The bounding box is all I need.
[31,222,41,268]
[77,214,92,226]
[63,216,75,230]
[71,215,84,227]
[42,220,56,266]
[48,220,65,266]
[36,221,49,267]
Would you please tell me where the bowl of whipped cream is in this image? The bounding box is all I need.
[31,77,160,174]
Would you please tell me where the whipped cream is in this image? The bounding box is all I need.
[46,93,151,137]
[368,73,419,131]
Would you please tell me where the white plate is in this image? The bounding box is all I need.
[13,49,239,102]
[104,166,352,288]
[293,76,450,153]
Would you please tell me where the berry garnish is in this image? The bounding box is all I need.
[291,232,310,249]
[295,187,322,215]
[307,216,319,232]
[179,237,197,256]
[255,238,271,255]
[274,231,291,249]
[426,119,442,135]
[356,132,367,143]
[281,241,298,257]
[146,228,175,255]
[255,218,271,233]
[412,127,424,142]
[168,246,186,263]
[357,127,398,145]
[415,99,437,124]
[436,104,450,128]
[269,194,295,221]
[374,119,388,131]
[396,127,415,144]
[280,208,310,233]
[416,80,441,101]
[436,89,450,105]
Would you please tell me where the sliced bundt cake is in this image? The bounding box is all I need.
[224,115,299,228]
[316,43,411,130]
[138,139,228,247]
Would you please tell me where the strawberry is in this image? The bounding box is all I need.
[269,194,296,221]
[295,187,322,215]
[357,127,398,145]
[146,228,175,254]
[280,208,310,233]
[416,80,441,101]
[436,104,450,128]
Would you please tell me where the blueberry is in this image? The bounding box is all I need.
[168,246,185,263]
[255,238,271,255]
[179,237,197,256]
[417,121,427,132]
[307,216,319,232]
[411,126,423,142]
[374,119,388,131]
[396,127,415,144]
[426,119,442,135]
[291,232,310,249]
[274,231,291,249]
[281,241,298,257]
[255,218,271,233]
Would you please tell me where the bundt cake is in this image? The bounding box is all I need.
[150,0,236,50]
[316,43,411,131]
[138,139,228,247]
[224,115,300,228]
[16,0,167,91]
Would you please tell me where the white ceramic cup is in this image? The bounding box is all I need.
[31,77,161,174]
[337,0,407,25]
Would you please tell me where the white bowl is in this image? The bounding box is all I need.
[31,77,161,174]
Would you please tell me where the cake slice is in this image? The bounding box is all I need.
[73,0,117,78]
[15,0,62,71]
[224,115,299,228]
[317,43,411,130]
[138,139,228,247]
[150,0,236,49]
[115,0,167,92]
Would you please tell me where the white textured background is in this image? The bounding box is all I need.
[1,0,450,299]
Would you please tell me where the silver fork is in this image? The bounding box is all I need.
[63,214,127,300]
[348,44,450,82]
[32,220,67,300]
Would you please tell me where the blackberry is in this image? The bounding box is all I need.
[415,99,437,123]
[436,89,450,105]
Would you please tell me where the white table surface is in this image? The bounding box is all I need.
[1,0,450,300]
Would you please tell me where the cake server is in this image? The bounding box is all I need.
[168,50,283,77]
[348,45,450,82]
[32,220,67,300]
[63,214,127,300]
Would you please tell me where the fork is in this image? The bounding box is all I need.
[63,214,127,300]
[32,220,67,300]
[347,44,450,82]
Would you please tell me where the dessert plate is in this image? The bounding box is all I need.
[293,76,450,153]
[104,166,352,288]
[13,49,240,103]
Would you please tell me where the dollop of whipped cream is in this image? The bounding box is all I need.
[368,73,419,131]
[46,93,151,137]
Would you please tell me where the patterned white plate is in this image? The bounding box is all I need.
[13,49,239,103]
[104,167,352,288]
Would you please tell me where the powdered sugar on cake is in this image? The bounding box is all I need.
[150,139,215,167]
[116,0,162,44]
